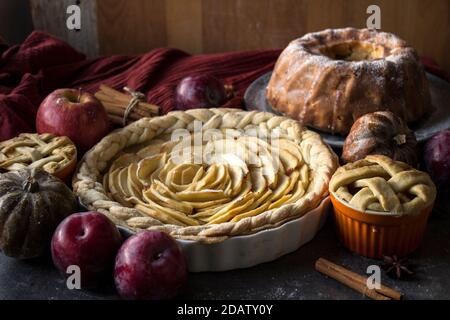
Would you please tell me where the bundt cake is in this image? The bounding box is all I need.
[266,28,432,135]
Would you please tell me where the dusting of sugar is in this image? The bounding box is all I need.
[269,27,421,133]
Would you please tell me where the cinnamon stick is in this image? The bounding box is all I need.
[101,102,150,119]
[95,84,160,126]
[108,114,126,126]
[315,258,403,300]
[139,101,160,113]
[103,105,141,121]
[98,85,159,112]
[99,84,130,102]
[95,92,157,115]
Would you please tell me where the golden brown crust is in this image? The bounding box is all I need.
[342,111,418,166]
[329,155,436,215]
[0,133,77,175]
[73,108,339,243]
[266,28,432,135]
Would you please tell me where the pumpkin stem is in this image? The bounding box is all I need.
[23,177,39,193]
[77,87,82,103]
[394,134,406,145]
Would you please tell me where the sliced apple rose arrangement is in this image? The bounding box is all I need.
[104,134,312,226]
[74,108,338,242]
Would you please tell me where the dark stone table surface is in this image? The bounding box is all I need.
[1,199,449,300]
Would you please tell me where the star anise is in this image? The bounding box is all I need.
[382,255,414,279]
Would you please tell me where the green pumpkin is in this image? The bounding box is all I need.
[0,168,78,259]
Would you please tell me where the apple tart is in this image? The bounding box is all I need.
[330,155,436,215]
[73,109,338,242]
[0,133,77,180]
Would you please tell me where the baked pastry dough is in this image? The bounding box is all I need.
[73,109,338,242]
[266,28,432,135]
[329,155,436,215]
[0,133,76,175]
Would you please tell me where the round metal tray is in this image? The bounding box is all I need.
[244,72,450,148]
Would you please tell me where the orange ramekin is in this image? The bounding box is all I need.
[330,192,433,259]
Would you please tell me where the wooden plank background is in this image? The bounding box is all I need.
[31,0,450,72]
[31,0,98,56]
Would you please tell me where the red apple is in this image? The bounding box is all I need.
[36,88,110,154]
[51,211,123,288]
[114,231,187,300]
[175,75,230,110]
[424,130,450,193]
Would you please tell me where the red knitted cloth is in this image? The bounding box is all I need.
[0,31,448,142]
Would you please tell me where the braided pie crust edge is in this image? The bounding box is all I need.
[73,108,339,243]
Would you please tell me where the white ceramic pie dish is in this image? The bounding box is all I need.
[115,197,330,272]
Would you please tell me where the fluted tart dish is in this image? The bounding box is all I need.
[73,108,338,244]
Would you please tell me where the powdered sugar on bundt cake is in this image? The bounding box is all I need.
[266,28,432,135]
